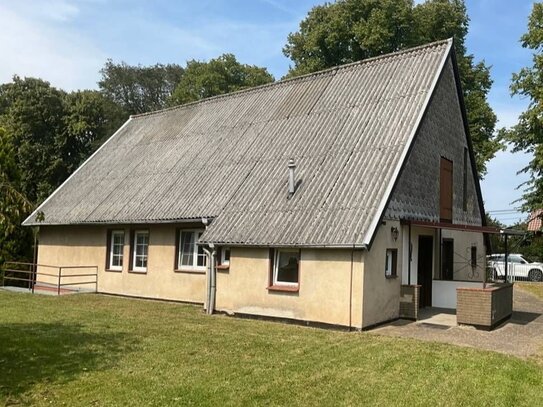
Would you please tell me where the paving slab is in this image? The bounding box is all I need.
[371,286,543,359]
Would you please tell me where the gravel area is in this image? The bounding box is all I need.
[371,286,543,359]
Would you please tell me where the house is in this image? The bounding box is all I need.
[527,209,543,233]
[23,39,493,330]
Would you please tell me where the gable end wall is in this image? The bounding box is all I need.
[385,57,482,225]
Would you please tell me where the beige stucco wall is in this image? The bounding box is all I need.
[215,247,364,328]
[37,225,206,303]
[361,220,402,328]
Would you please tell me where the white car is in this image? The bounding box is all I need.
[487,253,543,282]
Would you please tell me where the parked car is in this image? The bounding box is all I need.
[487,253,543,282]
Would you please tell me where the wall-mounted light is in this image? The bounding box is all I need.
[391,226,399,241]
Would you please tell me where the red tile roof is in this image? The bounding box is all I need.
[527,209,543,231]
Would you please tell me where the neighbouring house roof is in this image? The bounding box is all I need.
[24,39,454,247]
[527,209,543,232]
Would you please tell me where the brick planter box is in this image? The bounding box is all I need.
[456,283,513,329]
[399,285,420,320]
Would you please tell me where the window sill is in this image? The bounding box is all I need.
[174,268,206,275]
[128,269,147,274]
[105,268,122,273]
[216,264,230,271]
[267,285,299,293]
[385,275,398,279]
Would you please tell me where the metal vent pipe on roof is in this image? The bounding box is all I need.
[288,159,296,198]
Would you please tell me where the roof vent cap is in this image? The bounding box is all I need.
[288,159,296,199]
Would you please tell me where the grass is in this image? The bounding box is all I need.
[0,292,542,406]
[517,282,543,300]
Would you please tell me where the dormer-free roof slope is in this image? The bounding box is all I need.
[25,39,454,247]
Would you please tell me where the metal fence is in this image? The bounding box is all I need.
[1,262,98,295]
[487,262,543,283]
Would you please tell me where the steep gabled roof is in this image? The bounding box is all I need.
[24,39,453,247]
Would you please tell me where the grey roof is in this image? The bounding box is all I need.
[25,39,452,247]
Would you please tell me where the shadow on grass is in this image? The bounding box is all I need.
[0,322,136,400]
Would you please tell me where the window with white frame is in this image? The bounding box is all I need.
[132,231,149,272]
[385,249,397,278]
[220,247,231,266]
[178,230,206,269]
[109,230,124,270]
[273,250,300,286]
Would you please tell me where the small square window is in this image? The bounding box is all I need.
[385,249,397,278]
[273,250,300,286]
[220,247,231,266]
[132,231,149,272]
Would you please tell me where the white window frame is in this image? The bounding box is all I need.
[273,249,300,286]
[220,247,231,266]
[178,229,206,270]
[132,230,149,273]
[385,249,397,278]
[109,230,125,271]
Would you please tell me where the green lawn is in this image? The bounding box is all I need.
[0,292,542,406]
[518,282,543,300]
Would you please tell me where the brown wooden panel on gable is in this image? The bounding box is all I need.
[440,157,453,222]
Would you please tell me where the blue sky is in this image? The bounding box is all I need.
[0,0,537,224]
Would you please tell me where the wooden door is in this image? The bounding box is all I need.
[440,157,453,222]
[417,236,433,308]
[442,239,454,280]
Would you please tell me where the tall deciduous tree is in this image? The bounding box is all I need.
[0,77,125,204]
[99,60,184,115]
[0,127,33,264]
[169,54,274,106]
[0,76,67,203]
[283,0,499,177]
[62,90,126,174]
[505,2,543,210]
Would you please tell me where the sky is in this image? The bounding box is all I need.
[0,0,537,225]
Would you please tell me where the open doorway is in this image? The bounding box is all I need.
[417,235,433,308]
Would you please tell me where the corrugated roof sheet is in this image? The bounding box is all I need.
[24,39,452,247]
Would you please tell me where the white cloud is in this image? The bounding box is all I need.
[0,2,105,90]
[34,0,80,22]
[259,0,298,16]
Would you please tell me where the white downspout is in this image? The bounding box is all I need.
[203,244,216,315]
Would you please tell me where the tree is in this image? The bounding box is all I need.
[62,90,126,174]
[504,2,543,211]
[99,60,184,115]
[0,76,67,203]
[169,54,274,106]
[283,0,499,176]
[0,77,126,204]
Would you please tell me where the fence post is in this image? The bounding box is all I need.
[95,266,98,293]
[31,263,35,294]
[58,267,62,296]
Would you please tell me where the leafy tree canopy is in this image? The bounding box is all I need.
[169,54,274,106]
[504,2,543,211]
[99,60,184,115]
[0,127,33,264]
[0,76,67,202]
[0,77,125,203]
[283,0,499,176]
